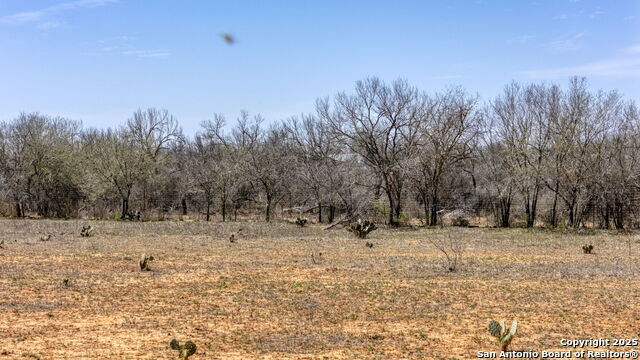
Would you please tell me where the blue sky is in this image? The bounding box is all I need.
[0,0,638,133]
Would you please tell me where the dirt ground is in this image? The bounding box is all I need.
[0,219,639,359]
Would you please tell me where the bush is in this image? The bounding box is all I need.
[442,209,470,227]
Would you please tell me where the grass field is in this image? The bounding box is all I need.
[1,219,639,359]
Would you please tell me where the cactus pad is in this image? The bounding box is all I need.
[170,339,197,359]
[488,319,518,351]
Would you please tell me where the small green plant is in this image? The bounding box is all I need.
[582,244,594,254]
[488,320,518,351]
[62,278,70,287]
[295,217,308,227]
[170,339,197,359]
[139,254,154,271]
[80,225,93,237]
[347,219,377,239]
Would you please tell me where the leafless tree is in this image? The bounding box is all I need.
[415,88,480,225]
[83,127,144,219]
[318,77,421,226]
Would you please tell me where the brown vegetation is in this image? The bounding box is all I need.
[1,220,639,359]
[1,77,638,230]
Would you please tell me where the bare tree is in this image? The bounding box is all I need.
[206,112,294,222]
[0,113,82,217]
[415,88,480,225]
[83,127,144,219]
[544,77,620,227]
[126,108,182,212]
[318,77,421,226]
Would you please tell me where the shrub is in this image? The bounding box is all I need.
[122,210,142,221]
[347,219,377,239]
[442,209,470,227]
[429,232,464,272]
[488,320,518,351]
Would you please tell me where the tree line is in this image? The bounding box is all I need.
[0,76,638,228]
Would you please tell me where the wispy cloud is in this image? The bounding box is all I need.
[1,0,116,26]
[626,44,640,54]
[517,45,640,79]
[589,7,605,19]
[86,36,170,58]
[553,5,606,21]
[545,32,585,53]
[508,34,536,44]
[37,20,67,30]
[121,49,171,58]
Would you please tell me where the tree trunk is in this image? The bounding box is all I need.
[550,182,559,227]
[181,198,187,216]
[613,198,624,229]
[600,202,610,229]
[385,190,395,226]
[221,199,226,222]
[206,201,211,221]
[265,194,272,222]
[422,193,429,226]
[318,202,322,223]
[530,186,539,227]
[500,197,511,227]
[328,204,335,223]
[525,186,539,228]
[15,202,23,218]
[567,197,576,228]
[393,187,402,226]
[142,183,147,212]
[121,198,129,219]
[429,193,438,226]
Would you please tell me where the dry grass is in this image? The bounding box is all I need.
[0,219,639,359]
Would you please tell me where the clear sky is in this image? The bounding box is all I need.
[1,0,638,133]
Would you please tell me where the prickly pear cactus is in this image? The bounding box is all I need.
[582,244,594,254]
[170,339,197,359]
[40,234,54,242]
[139,254,154,271]
[347,219,377,239]
[295,217,308,227]
[488,319,518,351]
[80,225,93,237]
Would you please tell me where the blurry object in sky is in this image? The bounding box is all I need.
[220,33,235,45]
